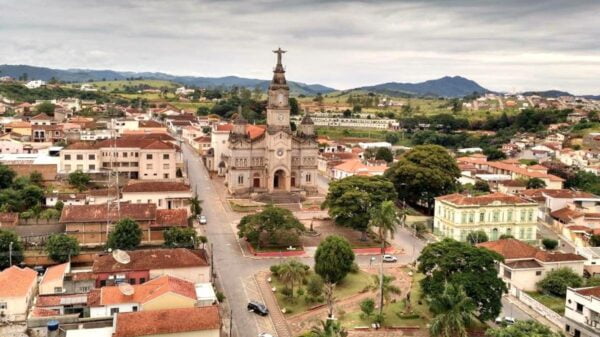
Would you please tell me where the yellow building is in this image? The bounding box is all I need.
[434,192,538,242]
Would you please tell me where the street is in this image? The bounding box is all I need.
[181,142,535,336]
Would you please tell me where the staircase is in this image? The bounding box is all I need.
[255,192,304,204]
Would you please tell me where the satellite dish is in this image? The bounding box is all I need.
[118,283,135,296]
[112,249,131,264]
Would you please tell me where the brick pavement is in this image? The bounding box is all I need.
[255,271,293,337]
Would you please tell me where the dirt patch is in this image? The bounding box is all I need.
[300,219,381,248]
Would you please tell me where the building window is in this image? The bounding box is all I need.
[527,209,534,222]
[100,280,106,287]
[0,302,7,309]
[503,269,511,279]
[163,154,169,160]
[164,174,169,179]
[54,287,62,293]
[146,154,153,160]
[139,278,146,283]
[536,271,542,276]
[163,164,169,169]
[492,211,500,222]
[479,212,485,222]
[79,286,90,293]
[238,175,244,185]
[132,306,138,312]
[89,164,95,170]
[123,152,128,158]
[461,213,467,224]
[507,210,513,222]
[65,164,71,171]
[89,154,95,160]
[526,227,533,240]
[146,164,153,170]
[129,279,136,285]
[76,154,83,160]
[64,154,71,160]
[306,174,311,183]
[76,164,83,170]
[576,302,583,313]
[110,308,119,316]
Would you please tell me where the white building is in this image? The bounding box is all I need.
[565,286,600,337]
[25,80,46,89]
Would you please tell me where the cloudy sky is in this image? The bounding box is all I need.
[1,0,599,94]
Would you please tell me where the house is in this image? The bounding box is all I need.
[568,111,588,124]
[61,203,188,246]
[434,192,538,242]
[112,306,220,337]
[45,192,87,207]
[121,181,191,212]
[575,247,600,276]
[317,152,358,177]
[331,159,387,180]
[32,293,89,318]
[564,286,600,337]
[191,136,211,154]
[25,80,46,89]
[0,266,38,321]
[478,239,585,292]
[88,275,201,317]
[91,248,210,287]
[39,263,70,295]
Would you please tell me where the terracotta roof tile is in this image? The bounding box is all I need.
[551,207,584,222]
[40,262,69,286]
[504,259,543,269]
[576,286,600,298]
[98,275,196,306]
[478,239,586,262]
[0,266,37,297]
[113,306,220,337]
[122,181,190,193]
[36,293,88,307]
[215,124,233,132]
[436,192,532,206]
[60,203,156,223]
[92,248,209,273]
[155,209,188,228]
[246,125,266,140]
[30,113,51,120]
[30,307,60,317]
[139,120,163,128]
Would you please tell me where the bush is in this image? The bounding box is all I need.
[466,230,488,245]
[306,274,324,297]
[542,238,559,250]
[359,298,375,319]
[350,262,360,274]
[296,288,305,297]
[216,291,225,302]
[537,268,584,297]
[270,264,281,276]
[281,287,293,298]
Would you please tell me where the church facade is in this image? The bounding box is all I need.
[223,49,319,196]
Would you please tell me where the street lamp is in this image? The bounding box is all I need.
[9,241,13,266]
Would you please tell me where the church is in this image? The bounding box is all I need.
[223,49,319,197]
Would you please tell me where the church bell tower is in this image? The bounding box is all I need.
[267,48,291,130]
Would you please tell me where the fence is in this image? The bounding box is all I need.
[515,290,564,329]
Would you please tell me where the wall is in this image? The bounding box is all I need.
[6,163,56,181]
[139,148,177,180]
[61,149,100,174]
[141,293,196,311]
[90,302,137,318]
[121,191,191,211]
[144,329,220,337]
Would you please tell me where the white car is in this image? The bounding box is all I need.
[495,316,516,325]
[198,215,207,225]
[258,333,274,337]
[382,254,397,263]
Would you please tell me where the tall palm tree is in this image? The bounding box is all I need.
[310,319,348,337]
[429,283,476,337]
[369,200,399,316]
[277,260,308,297]
[371,274,402,305]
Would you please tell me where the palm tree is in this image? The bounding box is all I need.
[277,260,308,297]
[369,200,399,316]
[429,283,476,337]
[310,319,348,337]
[189,192,203,218]
[371,274,402,305]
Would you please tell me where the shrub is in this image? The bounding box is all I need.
[270,264,281,276]
[537,268,584,297]
[296,288,305,297]
[359,298,375,319]
[306,274,324,297]
[216,291,225,302]
[349,262,360,274]
[281,287,293,298]
[542,238,559,250]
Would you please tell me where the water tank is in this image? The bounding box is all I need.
[47,320,59,337]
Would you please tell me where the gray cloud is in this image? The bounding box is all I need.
[0,0,599,93]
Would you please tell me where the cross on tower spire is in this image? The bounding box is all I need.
[273,47,286,65]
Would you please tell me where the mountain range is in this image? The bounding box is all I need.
[2,64,590,98]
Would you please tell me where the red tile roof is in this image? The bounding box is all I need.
[113,306,220,337]
[92,248,209,273]
[97,275,196,306]
[155,209,188,228]
[504,259,543,269]
[122,181,190,193]
[31,113,52,120]
[215,123,233,132]
[139,120,163,128]
[30,307,60,317]
[478,239,586,262]
[40,262,69,286]
[193,136,211,142]
[60,203,156,223]
[551,207,584,222]
[576,286,600,298]
[436,192,531,206]
[0,266,37,297]
[246,125,266,140]
[36,293,89,307]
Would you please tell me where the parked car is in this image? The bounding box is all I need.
[258,334,273,337]
[247,301,269,316]
[382,254,398,263]
[495,316,516,326]
[198,215,207,225]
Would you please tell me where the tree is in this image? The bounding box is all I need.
[474,180,490,193]
[45,234,80,263]
[314,235,355,317]
[107,218,142,250]
[526,178,546,189]
[590,234,600,247]
[485,320,563,337]
[537,267,583,297]
[189,193,203,217]
[308,319,348,337]
[68,170,91,192]
[55,200,64,212]
[375,147,394,163]
[352,105,362,115]
[322,176,397,240]
[0,229,23,268]
[29,171,43,186]
[360,298,375,320]
[196,106,210,116]
[289,97,300,115]
[40,208,60,220]
[541,238,558,250]
[384,132,400,145]
[0,164,16,189]
[342,109,352,118]
[307,274,324,297]
[465,230,488,245]
[277,260,309,297]
[36,102,56,115]
[372,274,402,305]
[164,227,198,248]
[429,283,475,337]
[418,239,507,320]
[237,205,305,249]
[385,145,460,213]
[483,147,506,161]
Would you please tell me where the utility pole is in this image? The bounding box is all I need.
[9,241,13,266]
[229,309,233,337]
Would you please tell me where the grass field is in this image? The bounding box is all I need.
[525,291,565,315]
[71,79,180,91]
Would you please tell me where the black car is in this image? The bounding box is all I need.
[247,301,269,316]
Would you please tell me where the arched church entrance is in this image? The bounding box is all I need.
[273,169,286,190]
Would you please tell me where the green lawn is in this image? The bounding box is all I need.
[315,127,390,141]
[71,79,179,91]
[270,270,373,315]
[525,291,565,315]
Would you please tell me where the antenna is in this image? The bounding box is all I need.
[118,282,135,296]
[112,249,131,264]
